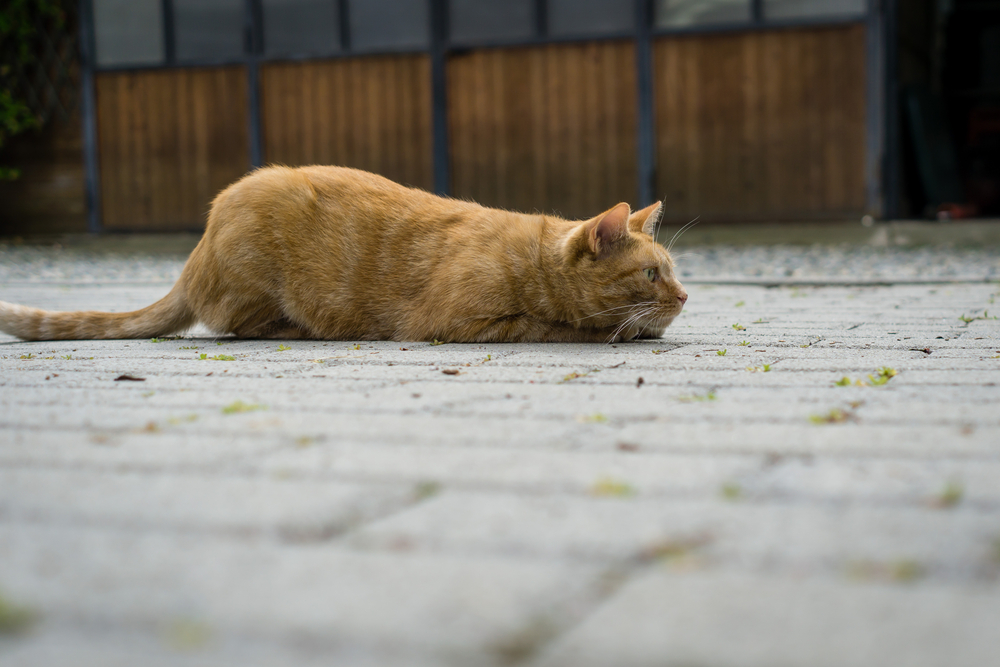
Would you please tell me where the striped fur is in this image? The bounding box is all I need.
[0,284,193,341]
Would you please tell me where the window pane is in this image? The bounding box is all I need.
[349,0,429,52]
[549,0,634,37]
[449,0,534,44]
[655,0,751,27]
[174,0,245,62]
[764,0,867,20]
[93,0,164,67]
[263,0,340,57]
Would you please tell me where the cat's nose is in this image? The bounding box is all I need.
[677,290,688,304]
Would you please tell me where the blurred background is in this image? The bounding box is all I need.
[0,0,998,235]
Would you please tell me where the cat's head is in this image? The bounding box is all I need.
[564,202,688,339]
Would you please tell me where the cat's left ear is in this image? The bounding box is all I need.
[629,201,663,236]
[586,203,631,258]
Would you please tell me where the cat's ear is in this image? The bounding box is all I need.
[629,201,663,236]
[586,203,631,257]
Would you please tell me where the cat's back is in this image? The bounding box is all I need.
[212,165,478,238]
[210,165,407,224]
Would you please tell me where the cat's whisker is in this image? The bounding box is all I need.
[607,306,655,344]
[608,311,646,341]
[572,301,658,323]
[666,217,701,254]
[670,252,701,262]
[620,308,655,341]
[613,305,656,329]
[573,304,653,324]
[607,314,633,343]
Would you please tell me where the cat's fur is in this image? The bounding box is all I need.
[0,166,687,343]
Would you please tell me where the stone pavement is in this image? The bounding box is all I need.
[1,237,1000,666]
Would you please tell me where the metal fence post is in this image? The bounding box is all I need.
[245,0,263,169]
[162,0,176,64]
[430,0,450,196]
[880,0,899,219]
[635,0,656,206]
[78,0,102,233]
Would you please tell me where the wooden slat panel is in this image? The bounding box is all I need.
[95,67,249,231]
[260,55,433,192]
[448,41,638,220]
[654,24,867,222]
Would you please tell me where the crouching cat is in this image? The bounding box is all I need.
[0,166,687,343]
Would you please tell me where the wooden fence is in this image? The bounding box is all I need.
[654,24,867,222]
[96,67,248,231]
[2,22,871,232]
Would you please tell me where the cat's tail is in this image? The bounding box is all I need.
[0,282,195,341]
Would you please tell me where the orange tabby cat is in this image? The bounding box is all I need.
[0,166,687,343]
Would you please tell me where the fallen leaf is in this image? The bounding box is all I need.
[114,374,145,382]
[591,478,634,497]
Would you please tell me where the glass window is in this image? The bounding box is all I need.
[263,0,341,57]
[349,0,430,52]
[764,0,867,20]
[449,0,534,44]
[655,0,751,28]
[174,0,245,62]
[549,0,634,37]
[93,0,164,67]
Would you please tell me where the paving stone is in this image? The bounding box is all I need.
[0,526,602,666]
[534,570,1000,667]
[2,623,448,667]
[256,443,763,495]
[0,468,415,538]
[349,491,1000,579]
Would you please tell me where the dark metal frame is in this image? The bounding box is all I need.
[866,0,887,218]
[78,0,102,234]
[245,0,264,168]
[881,0,900,220]
[78,0,878,232]
[634,0,655,207]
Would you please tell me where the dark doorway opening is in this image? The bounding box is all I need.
[896,0,1000,219]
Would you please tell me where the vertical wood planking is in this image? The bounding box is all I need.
[448,41,638,220]
[261,55,433,192]
[95,67,249,231]
[654,24,868,222]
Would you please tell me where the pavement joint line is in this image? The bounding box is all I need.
[4,437,1000,464]
[3,409,999,428]
[6,469,1000,513]
[4,515,995,588]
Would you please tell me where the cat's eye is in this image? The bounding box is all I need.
[644,267,658,282]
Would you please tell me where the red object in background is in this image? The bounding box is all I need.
[936,202,979,220]
[967,107,1000,146]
